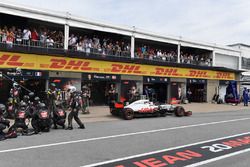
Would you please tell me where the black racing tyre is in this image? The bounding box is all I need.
[159,109,167,117]
[161,113,167,117]
[123,108,134,120]
[174,106,185,117]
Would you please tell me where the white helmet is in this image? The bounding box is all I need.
[13,83,19,87]
[69,86,76,93]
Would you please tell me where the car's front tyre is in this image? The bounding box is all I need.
[123,108,134,120]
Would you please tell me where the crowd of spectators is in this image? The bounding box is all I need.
[0,25,212,66]
[180,52,212,66]
[135,45,178,62]
[69,34,131,57]
[0,25,64,48]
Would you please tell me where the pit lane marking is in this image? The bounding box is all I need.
[185,148,250,167]
[81,132,250,167]
[0,117,250,154]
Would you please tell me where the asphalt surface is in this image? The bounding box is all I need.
[0,109,250,167]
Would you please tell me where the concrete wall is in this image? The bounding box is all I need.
[207,80,219,102]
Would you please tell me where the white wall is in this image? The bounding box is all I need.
[214,53,239,69]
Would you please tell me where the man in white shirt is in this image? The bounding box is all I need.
[22,28,31,45]
[46,36,54,47]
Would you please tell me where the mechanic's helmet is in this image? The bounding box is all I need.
[8,98,13,103]
[28,92,35,97]
[20,101,27,107]
[69,86,76,93]
[0,104,6,114]
[16,67,22,74]
[38,103,46,108]
[34,97,40,102]
[13,83,19,88]
[50,83,56,87]
[23,95,29,102]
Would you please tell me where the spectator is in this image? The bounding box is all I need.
[68,34,77,50]
[1,26,8,43]
[22,28,31,45]
[55,31,64,48]
[31,28,39,46]
[76,39,84,52]
[15,29,22,45]
[0,27,2,42]
[39,30,47,47]
[6,28,15,49]
[46,36,54,47]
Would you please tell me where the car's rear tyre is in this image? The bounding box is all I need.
[175,106,185,117]
[123,108,134,120]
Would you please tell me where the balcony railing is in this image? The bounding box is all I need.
[0,37,212,67]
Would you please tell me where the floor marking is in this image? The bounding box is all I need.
[185,148,250,167]
[0,117,250,154]
[82,132,250,167]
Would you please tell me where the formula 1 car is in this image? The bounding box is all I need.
[111,99,192,120]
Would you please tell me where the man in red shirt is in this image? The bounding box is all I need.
[6,28,15,49]
[31,28,39,46]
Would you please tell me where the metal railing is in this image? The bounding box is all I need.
[0,36,213,67]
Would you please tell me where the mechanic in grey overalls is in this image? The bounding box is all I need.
[81,85,91,114]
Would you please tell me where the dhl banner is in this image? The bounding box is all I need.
[0,51,235,80]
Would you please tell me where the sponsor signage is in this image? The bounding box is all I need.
[0,51,235,80]
[2,69,48,79]
[93,133,250,167]
[187,79,207,84]
[143,76,169,83]
[82,73,120,82]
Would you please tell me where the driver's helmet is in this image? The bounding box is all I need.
[0,104,6,114]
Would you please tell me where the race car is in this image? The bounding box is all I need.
[111,99,192,120]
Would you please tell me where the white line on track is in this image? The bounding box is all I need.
[185,148,250,167]
[0,117,250,154]
[82,132,250,167]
